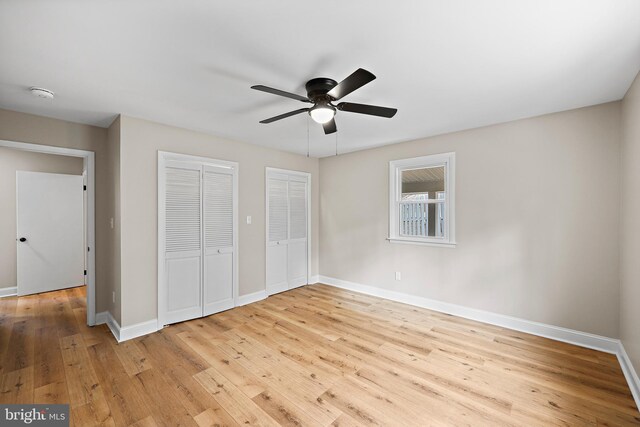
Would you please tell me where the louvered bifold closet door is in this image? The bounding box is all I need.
[287,176,308,288]
[164,161,203,325]
[266,173,289,295]
[202,165,235,316]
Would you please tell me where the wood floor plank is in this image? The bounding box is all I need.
[0,284,637,426]
[33,325,66,388]
[110,340,152,377]
[0,366,34,404]
[87,341,152,426]
[194,367,280,427]
[34,380,70,404]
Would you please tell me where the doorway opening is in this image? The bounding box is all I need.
[0,139,96,325]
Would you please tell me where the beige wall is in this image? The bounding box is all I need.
[0,109,112,314]
[118,115,319,326]
[105,117,122,323]
[621,72,640,371]
[319,102,621,337]
[0,147,84,289]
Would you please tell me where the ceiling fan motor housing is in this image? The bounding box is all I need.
[305,78,338,102]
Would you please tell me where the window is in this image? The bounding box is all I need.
[388,152,455,246]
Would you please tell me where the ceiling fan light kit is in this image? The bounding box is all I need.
[309,103,335,124]
[251,68,397,135]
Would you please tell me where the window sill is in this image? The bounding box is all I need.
[387,237,457,248]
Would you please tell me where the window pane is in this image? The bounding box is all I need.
[399,201,445,238]
[401,166,445,201]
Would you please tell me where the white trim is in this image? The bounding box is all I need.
[317,275,620,353]
[265,167,312,290]
[0,139,96,326]
[317,275,640,410]
[95,311,120,342]
[157,151,239,329]
[237,290,267,307]
[0,287,17,298]
[618,344,640,410]
[389,152,455,246]
[387,238,457,248]
[119,319,158,342]
[95,311,109,325]
[309,275,320,284]
[95,311,158,343]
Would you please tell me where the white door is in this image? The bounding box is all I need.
[16,171,84,296]
[163,161,203,325]
[287,177,308,288]
[202,165,236,316]
[266,169,309,296]
[266,173,289,295]
[159,154,238,327]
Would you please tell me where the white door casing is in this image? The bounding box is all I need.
[16,171,85,296]
[0,139,95,326]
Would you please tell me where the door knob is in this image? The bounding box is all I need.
[19,237,27,242]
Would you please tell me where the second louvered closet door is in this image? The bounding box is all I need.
[266,169,309,296]
[203,165,235,316]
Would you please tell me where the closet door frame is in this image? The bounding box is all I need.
[158,151,239,329]
[265,167,312,291]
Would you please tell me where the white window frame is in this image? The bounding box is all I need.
[388,152,456,247]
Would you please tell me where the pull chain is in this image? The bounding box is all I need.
[335,129,338,156]
[307,116,310,158]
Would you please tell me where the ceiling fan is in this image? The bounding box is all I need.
[251,68,397,135]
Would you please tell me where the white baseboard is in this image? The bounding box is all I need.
[120,319,158,342]
[0,286,17,298]
[237,290,267,307]
[95,311,121,341]
[318,275,620,353]
[95,311,158,343]
[618,344,640,409]
[95,311,109,325]
[317,275,640,410]
[309,275,320,284]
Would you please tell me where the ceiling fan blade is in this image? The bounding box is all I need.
[251,85,310,102]
[327,68,376,100]
[323,118,337,135]
[259,108,309,124]
[337,102,397,118]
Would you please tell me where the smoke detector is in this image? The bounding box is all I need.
[29,87,54,99]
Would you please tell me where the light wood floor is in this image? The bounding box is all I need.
[0,284,638,426]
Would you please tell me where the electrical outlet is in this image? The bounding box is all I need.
[395,271,401,281]
[112,291,115,303]
[246,215,252,225]
[110,217,114,229]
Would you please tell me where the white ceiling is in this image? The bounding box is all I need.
[1,1,639,157]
